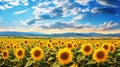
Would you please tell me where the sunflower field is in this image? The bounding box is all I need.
[0,38,120,67]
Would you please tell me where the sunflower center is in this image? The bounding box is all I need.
[14,46,16,48]
[96,44,99,47]
[74,44,77,47]
[103,45,108,50]
[84,45,90,52]
[34,50,41,57]
[96,51,105,59]
[40,43,42,45]
[62,42,64,45]
[60,52,69,60]
[18,50,23,56]
[7,46,10,49]
[67,44,72,48]
[48,44,51,47]
[25,41,28,44]
[3,52,7,57]
[10,43,12,46]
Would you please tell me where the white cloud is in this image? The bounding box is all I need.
[0,4,13,10]
[96,0,118,7]
[81,8,90,13]
[14,9,30,15]
[31,0,35,2]
[32,1,54,19]
[97,0,109,6]
[21,0,29,6]
[0,0,29,10]
[0,6,5,10]
[99,21,119,30]
[0,20,120,34]
[8,0,20,6]
[62,7,81,17]
[91,7,100,13]
[75,0,90,6]
[72,15,84,22]
[4,4,13,9]
[71,7,81,15]
[52,0,70,7]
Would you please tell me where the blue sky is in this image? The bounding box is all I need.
[0,0,120,34]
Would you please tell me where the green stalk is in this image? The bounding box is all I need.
[97,63,100,67]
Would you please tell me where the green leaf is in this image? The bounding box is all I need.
[52,61,61,67]
[117,53,120,56]
[25,60,35,67]
[77,55,85,62]
[48,57,54,61]
[10,58,18,62]
[86,60,96,65]
[0,61,4,66]
[26,57,32,60]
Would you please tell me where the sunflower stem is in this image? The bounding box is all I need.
[63,64,66,67]
[84,56,86,65]
[97,63,100,67]
[4,59,6,67]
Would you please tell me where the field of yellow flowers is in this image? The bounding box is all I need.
[0,38,120,67]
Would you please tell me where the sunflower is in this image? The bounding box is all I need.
[13,44,17,49]
[56,48,72,64]
[30,47,44,61]
[110,44,115,53]
[66,43,73,49]
[61,42,65,46]
[80,43,93,56]
[2,50,9,59]
[46,42,53,49]
[5,44,11,50]
[93,48,108,63]
[95,42,101,48]
[73,43,78,49]
[15,48,25,60]
[24,40,29,44]
[35,43,40,47]
[101,43,110,52]
[39,42,43,46]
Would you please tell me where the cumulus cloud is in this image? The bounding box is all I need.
[0,4,12,10]
[52,0,70,7]
[4,4,12,9]
[21,18,36,25]
[39,21,120,33]
[91,7,118,14]
[32,1,54,19]
[70,7,81,15]
[99,21,119,30]
[0,0,31,10]
[75,0,90,6]
[14,9,30,15]
[40,21,91,29]
[0,6,5,10]
[72,15,84,22]
[96,0,120,7]
[31,0,92,21]
[8,0,20,6]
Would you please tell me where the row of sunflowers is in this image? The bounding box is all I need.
[0,38,120,67]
